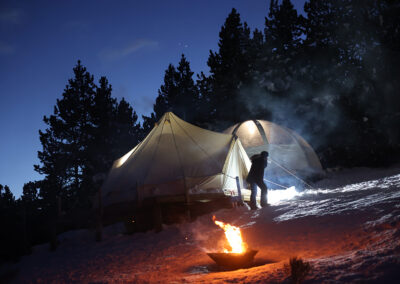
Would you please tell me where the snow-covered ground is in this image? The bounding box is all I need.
[6,166,400,283]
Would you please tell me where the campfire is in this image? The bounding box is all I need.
[207,216,258,268]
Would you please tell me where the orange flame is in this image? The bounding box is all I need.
[213,216,247,253]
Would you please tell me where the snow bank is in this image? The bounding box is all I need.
[7,165,400,283]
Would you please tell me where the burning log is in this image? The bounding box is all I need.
[207,216,258,268]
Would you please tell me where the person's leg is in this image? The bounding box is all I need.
[250,182,258,210]
[257,180,268,207]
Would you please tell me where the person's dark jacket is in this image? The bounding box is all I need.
[246,154,268,183]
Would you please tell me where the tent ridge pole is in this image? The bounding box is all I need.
[253,120,269,146]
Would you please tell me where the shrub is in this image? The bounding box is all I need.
[284,256,312,284]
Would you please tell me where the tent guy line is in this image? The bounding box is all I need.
[270,158,315,189]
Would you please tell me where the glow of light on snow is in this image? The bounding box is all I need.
[213,216,247,253]
[274,174,400,221]
[305,174,400,195]
[116,148,135,167]
[268,186,300,205]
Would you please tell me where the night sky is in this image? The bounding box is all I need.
[0,0,306,197]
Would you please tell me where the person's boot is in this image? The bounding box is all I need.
[250,205,258,210]
[260,195,268,207]
[250,189,257,210]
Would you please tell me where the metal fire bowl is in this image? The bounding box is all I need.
[207,249,258,268]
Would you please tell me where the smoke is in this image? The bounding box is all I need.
[178,208,250,253]
[238,0,400,166]
[178,215,227,253]
[238,81,342,150]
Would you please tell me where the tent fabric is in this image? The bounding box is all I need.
[224,120,324,181]
[101,112,251,207]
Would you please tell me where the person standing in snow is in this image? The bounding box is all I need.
[246,151,269,210]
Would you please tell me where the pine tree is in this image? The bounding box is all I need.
[21,181,40,206]
[141,112,157,137]
[142,64,177,134]
[155,64,178,119]
[175,54,199,122]
[0,184,21,260]
[35,60,97,209]
[36,61,142,210]
[34,125,65,211]
[262,0,304,97]
[21,181,41,250]
[246,28,264,81]
[265,0,304,54]
[113,98,140,158]
[301,0,400,166]
[0,184,15,211]
[143,54,199,129]
[206,8,251,128]
[87,76,117,176]
[371,0,400,154]
[303,0,350,87]
[195,71,214,128]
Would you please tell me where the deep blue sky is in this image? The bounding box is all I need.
[0,0,306,197]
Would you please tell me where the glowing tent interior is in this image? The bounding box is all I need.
[224,120,324,187]
[101,112,251,209]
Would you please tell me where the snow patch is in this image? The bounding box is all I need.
[9,166,400,283]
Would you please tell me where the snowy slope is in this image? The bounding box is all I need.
[7,166,400,283]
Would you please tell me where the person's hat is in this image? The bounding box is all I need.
[261,151,269,157]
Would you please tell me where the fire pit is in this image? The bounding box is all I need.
[207,216,258,269]
[207,249,258,268]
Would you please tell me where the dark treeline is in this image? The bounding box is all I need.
[1,0,399,262]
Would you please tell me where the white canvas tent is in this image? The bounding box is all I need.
[101,112,251,207]
[224,120,324,186]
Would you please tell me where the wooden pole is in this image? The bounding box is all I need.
[236,176,244,206]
